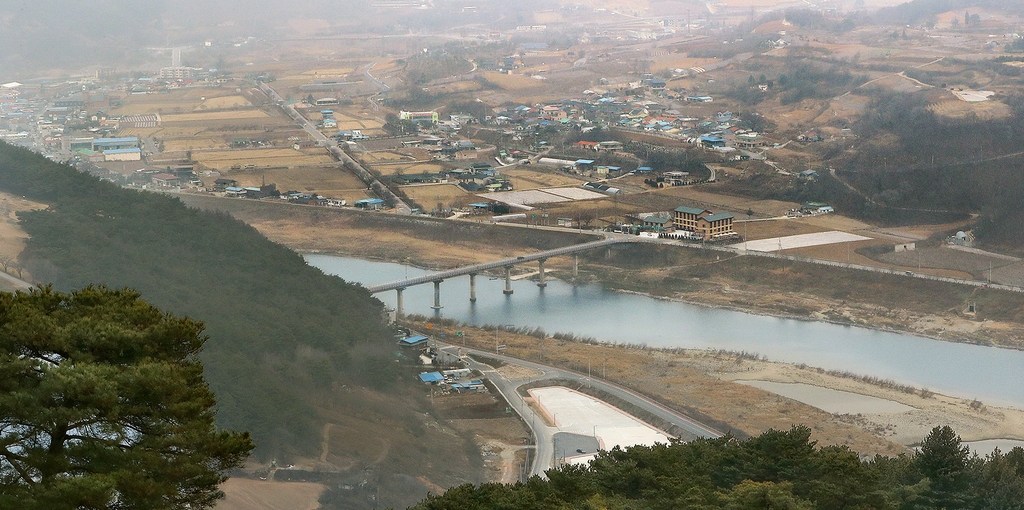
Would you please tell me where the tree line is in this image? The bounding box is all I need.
[412,425,1024,509]
[0,141,395,460]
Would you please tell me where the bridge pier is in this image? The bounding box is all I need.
[431,280,443,310]
[503,266,514,295]
[537,258,547,288]
[469,273,477,302]
[395,287,405,318]
[572,254,579,280]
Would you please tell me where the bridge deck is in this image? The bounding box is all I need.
[365,237,632,293]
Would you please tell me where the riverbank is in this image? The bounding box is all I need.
[170,195,1024,455]
[404,318,1024,456]
[176,194,1024,351]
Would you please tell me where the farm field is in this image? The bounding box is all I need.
[502,168,588,190]
[110,89,248,115]
[193,148,333,170]
[376,163,445,176]
[163,138,228,151]
[399,184,471,208]
[198,95,253,109]
[161,110,271,123]
[213,166,366,194]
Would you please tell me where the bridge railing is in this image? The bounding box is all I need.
[365,237,629,293]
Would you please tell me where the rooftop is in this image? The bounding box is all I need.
[674,206,708,215]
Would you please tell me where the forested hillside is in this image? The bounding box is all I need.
[0,142,390,459]
[413,426,1024,509]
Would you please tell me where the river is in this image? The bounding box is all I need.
[307,254,1024,409]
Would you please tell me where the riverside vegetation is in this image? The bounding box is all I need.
[412,425,1024,509]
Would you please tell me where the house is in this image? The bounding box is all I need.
[224,186,246,197]
[103,148,141,162]
[418,372,444,384]
[735,134,768,149]
[642,215,673,231]
[695,212,735,240]
[354,198,386,210]
[596,140,623,152]
[400,110,439,124]
[92,136,140,152]
[150,173,181,187]
[797,131,824,142]
[574,140,599,151]
[213,178,237,191]
[799,169,819,180]
[673,206,735,239]
[293,140,317,150]
[685,95,713,103]
[400,335,429,349]
[698,135,726,148]
[674,206,712,231]
[575,159,595,170]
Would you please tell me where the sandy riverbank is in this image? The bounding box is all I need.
[414,318,1024,456]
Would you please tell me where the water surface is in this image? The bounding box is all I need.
[307,254,1024,409]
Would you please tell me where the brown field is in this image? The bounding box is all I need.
[399,184,470,206]
[198,95,252,110]
[214,166,366,193]
[116,127,165,138]
[649,186,800,217]
[110,89,251,115]
[651,56,720,72]
[193,148,334,170]
[502,168,588,190]
[299,67,356,77]
[362,151,410,162]
[481,72,546,91]
[149,126,206,137]
[163,138,228,151]
[929,97,1013,121]
[376,163,445,176]
[161,110,271,123]
[425,80,484,95]
[216,478,324,510]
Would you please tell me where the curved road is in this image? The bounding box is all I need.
[438,342,722,478]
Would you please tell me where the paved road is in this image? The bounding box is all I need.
[255,81,411,214]
[438,342,723,478]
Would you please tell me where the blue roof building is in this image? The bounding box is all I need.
[418,372,444,384]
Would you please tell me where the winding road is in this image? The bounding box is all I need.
[440,342,722,478]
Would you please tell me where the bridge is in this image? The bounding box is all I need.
[366,237,634,315]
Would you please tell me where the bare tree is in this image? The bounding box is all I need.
[0,255,12,273]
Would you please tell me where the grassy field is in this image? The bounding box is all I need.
[193,148,334,170]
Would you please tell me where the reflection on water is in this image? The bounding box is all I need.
[308,254,1024,409]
